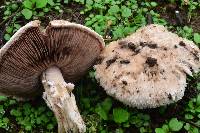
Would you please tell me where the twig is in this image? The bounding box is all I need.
[146,13,153,25]
[0,14,16,27]
[0,8,20,27]
[175,10,184,25]
[179,118,200,128]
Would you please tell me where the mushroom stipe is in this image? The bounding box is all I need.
[0,20,105,133]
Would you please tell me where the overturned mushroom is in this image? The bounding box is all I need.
[95,24,200,109]
[0,20,104,132]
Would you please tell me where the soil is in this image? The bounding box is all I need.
[191,10,200,33]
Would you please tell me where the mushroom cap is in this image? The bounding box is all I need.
[0,20,104,98]
[95,24,200,109]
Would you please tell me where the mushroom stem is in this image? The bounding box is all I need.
[42,66,86,133]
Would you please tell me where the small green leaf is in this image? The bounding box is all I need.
[9,99,16,105]
[150,2,158,7]
[0,96,7,101]
[14,24,21,30]
[81,98,90,109]
[95,105,108,120]
[4,10,11,16]
[101,98,112,113]
[10,109,22,117]
[43,8,50,12]
[185,114,194,120]
[3,117,9,123]
[47,0,55,6]
[86,0,93,5]
[113,108,130,123]
[22,9,33,20]
[196,94,200,106]
[197,83,200,90]
[4,34,11,41]
[30,0,36,3]
[162,124,169,132]
[116,128,123,133]
[36,0,47,8]
[11,3,19,11]
[191,127,199,133]
[169,118,183,131]
[121,6,132,18]
[47,123,54,130]
[25,125,32,131]
[23,0,33,9]
[197,114,200,119]
[108,5,120,15]
[64,0,69,4]
[194,33,200,44]
[6,26,13,34]
[184,123,190,131]
[195,106,200,112]
[0,105,5,115]
[155,128,165,133]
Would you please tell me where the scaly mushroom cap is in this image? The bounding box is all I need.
[0,20,104,98]
[95,24,200,109]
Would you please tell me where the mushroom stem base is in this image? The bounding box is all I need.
[42,66,86,133]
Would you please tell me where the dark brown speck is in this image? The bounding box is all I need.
[122,80,127,85]
[146,57,157,67]
[179,41,186,46]
[168,94,172,100]
[106,56,117,68]
[120,60,130,64]
[148,43,158,49]
[163,47,167,51]
[128,42,137,51]
[95,56,104,64]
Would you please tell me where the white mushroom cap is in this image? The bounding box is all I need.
[95,24,200,109]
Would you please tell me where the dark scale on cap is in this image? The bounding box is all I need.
[120,60,130,64]
[146,57,158,67]
[163,47,167,51]
[179,41,186,47]
[127,42,137,51]
[160,69,165,75]
[148,43,158,49]
[106,56,117,68]
[95,56,104,64]
[140,42,146,47]
[168,93,172,100]
[192,51,199,61]
[174,45,178,48]
[122,80,127,85]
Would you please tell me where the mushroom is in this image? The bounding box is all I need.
[95,24,200,109]
[0,20,104,132]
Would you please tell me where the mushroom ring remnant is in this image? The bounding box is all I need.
[95,24,200,109]
[0,20,105,133]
